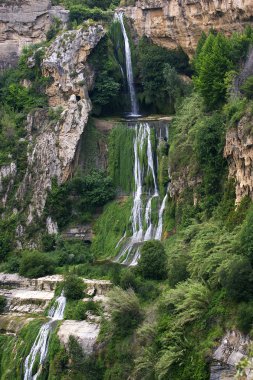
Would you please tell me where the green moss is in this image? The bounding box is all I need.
[108,125,135,193]
[92,197,132,259]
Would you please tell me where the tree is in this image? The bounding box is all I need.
[138,240,167,280]
[193,33,233,109]
[163,63,184,111]
[64,274,86,300]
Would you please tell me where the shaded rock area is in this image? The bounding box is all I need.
[210,330,253,379]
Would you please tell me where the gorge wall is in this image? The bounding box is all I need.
[122,0,253,55]
[0,0,69,70]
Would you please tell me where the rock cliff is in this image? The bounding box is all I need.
[224,114,253,204]
[0,0,69,70]
[211,330,253,379]
[14,25,105,235]
[122,0,253,55]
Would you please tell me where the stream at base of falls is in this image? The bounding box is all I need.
[24,292,66,380]
[114,121,169,267]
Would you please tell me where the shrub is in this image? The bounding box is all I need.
[19,251,55,278]
[240,206,253,263]
[241,76,253,99]
[64,274,86,300]
[167,253,189,287]
[108,287,143,335]
[65,300,100,320]
[218,256,253,301]
[138,240,167,280]
[0,296,6,313]
[119,269,138,291]
[236,302,253,334]
[41,233,56,252]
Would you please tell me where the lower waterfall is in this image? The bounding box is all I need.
[114,121,169,266]
[24,292,66,380]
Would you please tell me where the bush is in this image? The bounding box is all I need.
[64,300,100,320]
[167,253,189,287]
[138,240,167,280]
[241,76,253,99]
[19,250,55,278]
[240,206,253,263]
[218,256,253,301]
[0,296,6,313]
[108,287,143,335]
[64,274,86,300]
[45,171,115,229]
[237,302,253,334]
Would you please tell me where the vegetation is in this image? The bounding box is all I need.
[0,296,6,314]
[19,250,55,278]
[64,274,86,300]
[137,37,191,113]
[138,240,167,280]
[1,11,253,380]
[45,170,115,229]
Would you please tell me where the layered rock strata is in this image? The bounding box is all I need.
[121,0,253,55]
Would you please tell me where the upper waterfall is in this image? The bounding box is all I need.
[115,12,139,117]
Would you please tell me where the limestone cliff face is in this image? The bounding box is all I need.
[122,0,253,55]
[224,114,253,205]
[14,25,105,232]
[0,0,69,70]
[211,330,253,379]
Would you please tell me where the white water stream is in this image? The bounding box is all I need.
[114,122,169,266]
[116,12,139,116]
[24,292,66,380]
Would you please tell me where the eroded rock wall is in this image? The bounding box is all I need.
[122,0,253,55]
[224,114,253,204]
[14,25,105,235]
[0,0,69,70]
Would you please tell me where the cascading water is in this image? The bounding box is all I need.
[116,12,139,116]
[24,292,66,380]
[114,122,169,266]
[155,192,168,240]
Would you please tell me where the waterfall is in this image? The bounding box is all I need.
[114,122,168,266]
[155,193,168,240]
[24,292,66,380]
[116,12,139,116]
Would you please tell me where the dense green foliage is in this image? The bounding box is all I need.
[64,274,86,300]
[92,197,132,259]
[108,125,135,192]
[137,37,191,113]
[45,170,115,228]
[138,240,167,280]
[19,250,55,278]
[193,28,253,109]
